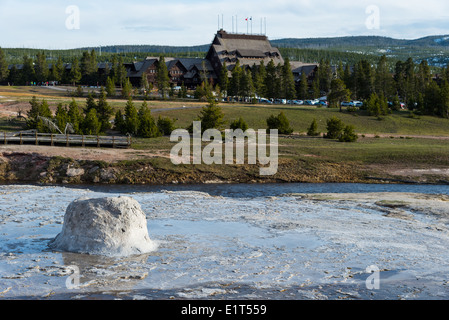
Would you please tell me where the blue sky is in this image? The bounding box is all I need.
[0,0,449,49]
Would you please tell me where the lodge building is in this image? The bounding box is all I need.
[126,29,318,90]
[6,30,319,90]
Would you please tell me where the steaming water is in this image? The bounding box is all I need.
[1,183,449,300]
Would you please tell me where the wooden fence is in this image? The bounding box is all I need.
[1,131,131,148]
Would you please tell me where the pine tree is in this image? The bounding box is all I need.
[34,51,49,83]
[69,58,82,86]
[21,55,35,85]
[265,59,278,99]
[328,79,350,111]
[230,117,248,132]
[124,97,139,136]
[96,87,113,132]
[106,76,116,97]
[298,71,309,100]
[26,97,52,131]
[307,118,320,136]
[254,60,267,98]
[55,103,69,133]
[156,56,170,99]
[67,98,82,134]
[281,58,297,100]
[324,117,344,139]
[0,47,9,83]
[195,104,225,133]
[83,109,101,135]
[50,56,64,83]
[266,112,293,134]
[375,55,393,98]
[121,78,132,98]
[339,125,358,142]
[138,101,160,138]
[229,61,242,98]
[157,115,177,135]
[219,62,229,96]
[114,109,126,133]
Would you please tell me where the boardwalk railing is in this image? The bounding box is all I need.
[1,131,131,148]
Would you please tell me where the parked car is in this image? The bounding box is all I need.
[304,100,314,105]
[317,101,328,107]
[293,100,304,105]
[341,101,354,107]
[259,98,272,104]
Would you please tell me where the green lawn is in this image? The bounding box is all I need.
[154,104,449,136]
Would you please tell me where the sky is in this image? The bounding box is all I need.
[1,0,449,49]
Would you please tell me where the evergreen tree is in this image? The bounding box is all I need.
[375,55,393,98]
[254,60,267,98]
[21,55,35,85]
[240,68,255,99]
[317,59,333,93]
[328,78,350,111]
[439,81,449,118]
[298,71,309,100]
[82,109,101,135]
[26,97,52,131]
[307,118,320,136]
[219,62,229,96]
[265,59,278,99]
[324,116,344,139]
[0,47,9,83]
[366,93,389,117]
[50,56,64,83]
[230,117,248,132]
[311,76,320,99]
[138,101,161,138]
[156,56,170,98]
[423,81,441,116]
[339,125,358,142]
[84,92,97,114]
[266,112,293,134]
[67,98,82,134]
[7,65,20,85]
[281,57,297,99]
[157,115,177,135]
[55,103,69,133]
[106,76,116,97]
[114,109,126,133]
[229,61,242,98]
[194,104,225,133]
[114,56,127,88]
[96,87,113,132]
[69,58,82,86]
[34,51,49,83]
[81,50,97,85]
[124,97,139,136]
[354,59,374,100]
[121,78,132,98]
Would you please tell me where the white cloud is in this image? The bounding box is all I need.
[0,0,448,48]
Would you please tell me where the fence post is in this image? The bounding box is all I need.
[20,132,22,145]
[51,134,54,146]
[35,131,38,145]
[112,136,115,148]
[97,135,100,147]
[82,135,85,147]
[66,134,69,147]
[3,132,6,145]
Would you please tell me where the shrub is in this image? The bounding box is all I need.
[157,116,177,135]
[324,116,344,139]
[230,117,248,132]
[307,118,320,136]
[266,112,293,135]
[339,125,358,142]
